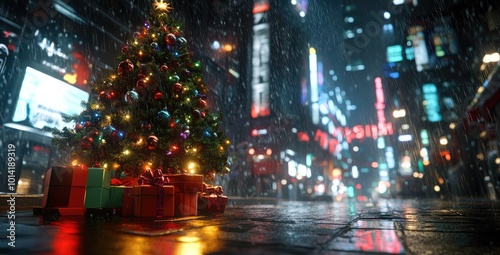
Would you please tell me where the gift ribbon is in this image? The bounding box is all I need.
[138,169,166,217]
[203,184,224,196]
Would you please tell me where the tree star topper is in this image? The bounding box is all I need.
[154,0,173,12]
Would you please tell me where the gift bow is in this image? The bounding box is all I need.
[138,169,169,218]
[138,169,167,186]
[203,183,224,195]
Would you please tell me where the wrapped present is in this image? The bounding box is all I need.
[109,185,126,208]
[85,168,111,208]
[198,194,228,215]
[133,185,174,217]
[122,186,134,216]
[198,184,227,215]
[165,173,203,216]
[33,207,86,217]
[42,165,88,211]
[133,169,174,217]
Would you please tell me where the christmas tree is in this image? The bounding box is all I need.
[52,0,231,179]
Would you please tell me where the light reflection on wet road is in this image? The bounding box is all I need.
[1,199,500,254]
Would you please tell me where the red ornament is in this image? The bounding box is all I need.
[197,99,207,108]
[98,91,108,101]
[121,46,128,53]
[160,65,168,72]
[107,91,116,100]
[81,136,93,150]
[136,79,147,90]
[154,92,163,100]
[118,60,134,77]
[147,135,158,150]
[165,33,176,45]
[75,123,84,131]
[173,82,182,92]
[84,121,92,127]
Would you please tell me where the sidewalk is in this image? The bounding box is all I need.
[1,197,500,254]
[0,194,278,210]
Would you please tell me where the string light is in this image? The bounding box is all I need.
[136,138,143,145]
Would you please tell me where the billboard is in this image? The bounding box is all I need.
[11,66,89,131]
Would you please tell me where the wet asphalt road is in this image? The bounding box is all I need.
[1,198,500,255]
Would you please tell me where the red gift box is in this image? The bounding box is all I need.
[133,185,174,217]
[42,165,88,210]
[122,186,134,216]
[33,207,86,216]
[198,193,228,215]
[165,174,203,216]
[68,165,88,208]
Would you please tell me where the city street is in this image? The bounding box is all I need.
[1,197,500,254]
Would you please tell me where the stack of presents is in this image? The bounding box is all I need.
[35,165,227,217]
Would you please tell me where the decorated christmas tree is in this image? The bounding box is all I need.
[52,0,231,179]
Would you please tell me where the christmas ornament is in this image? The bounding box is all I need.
[75,123,84,131]
[160,65,168,72]
[193,110,202,120]
[142,122,152,130]
[197,99,207,108]
[103,125,116,135]
[154,92,163,100]
[150,42,159,50]
[180,130,190,139]
[158,109,171,120]
[136,78,146,88]
[177,37,187,46]
[147,134,158,150]
[165,33,176,45]
[98,91,108,101]
[173,82,182,92]
[108,91,116,100]
[118,60,134,76]
[169,75,180,83]
[81,136,93,150]
[125,90,139,103]
[121,46,129,53]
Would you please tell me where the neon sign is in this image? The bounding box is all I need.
[251,0,271,118]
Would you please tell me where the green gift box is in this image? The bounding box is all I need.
[85,168,111,208]
[109,186,126,208]
[87,167,111,188]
